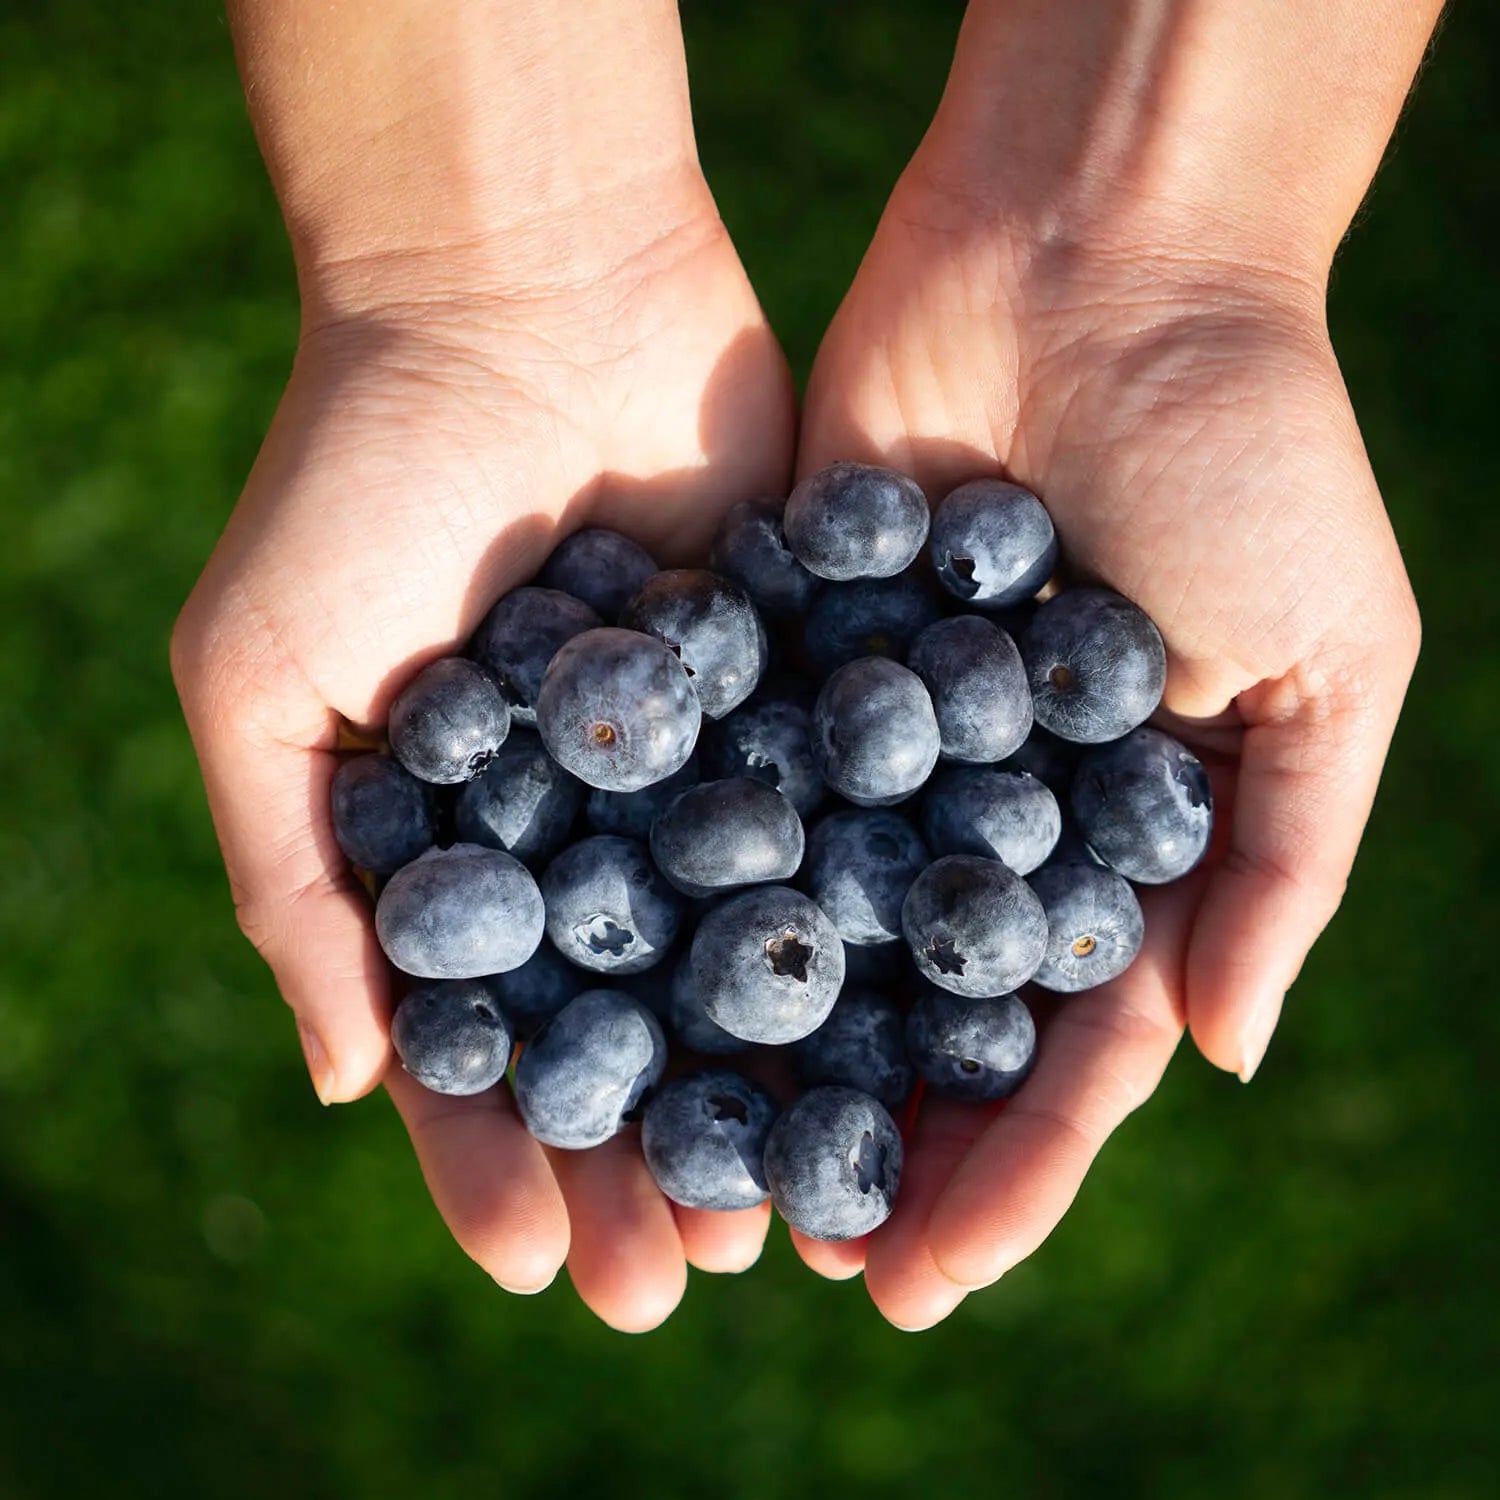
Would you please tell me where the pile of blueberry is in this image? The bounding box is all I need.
[332,464,1213,1243]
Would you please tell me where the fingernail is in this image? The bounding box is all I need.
[296,1018,335,1105]
[495,1275,555,1296]
[1237,990,1285,1083]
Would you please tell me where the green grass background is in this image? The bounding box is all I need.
[1,4,1497,1496]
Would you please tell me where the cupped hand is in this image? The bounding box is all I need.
[794,157,1420,1328]
[171,189,795,1331]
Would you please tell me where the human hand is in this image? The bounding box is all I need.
[792,0,1429,1327]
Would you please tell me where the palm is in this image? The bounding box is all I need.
[797,172,1418,1326]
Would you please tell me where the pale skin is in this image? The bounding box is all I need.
[173,0,1438,1331]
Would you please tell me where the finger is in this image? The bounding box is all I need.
[1184,637,1417,1081]
[789,1228,868,1281]
[672,1202,773,1275]
[927,876,1198,1289]
[862,1095,996,1330]
[387,1068,570,1293]
[548,1132,688,1333]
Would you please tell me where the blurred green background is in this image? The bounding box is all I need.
[1,3,1497,1496]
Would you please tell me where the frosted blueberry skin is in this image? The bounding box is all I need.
[701,695,825,818]
[539,527,658,620]
[1027,859,1145,993]
[512,989,667,1149]
[650,777,805,899]
[585,753,699,839]
[803,808,930,946]
[763,1085,904,1241]
[666,954,746,1055]
[1020,587,1167,744]
[535,626,701,792]
[790,989,915,1110]
[1002,727,1083,798]
[540,834,683,976]
[469,586,602,727]
[802,575,942,676]
[453,729,583,867]
[481,943,586,1038]
[388,657,511,785]
[1071,726,1213,884]
[929,478,1058,608]
[692,885,846,1045]
[920,766,1061,876]
[906,987,1036,1101]
[375,844,544,979]
[811,657,941,808]
[783,462,930,581]
[907,614,1033,763]
[902,854,1049,997]
[620,568,768,720]
[641,1069,779,1210]
[710,496,822,619]
[331,754,434,874]
[391,979,514,1096]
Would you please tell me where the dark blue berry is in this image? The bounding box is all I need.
[1020,587,1166,743]
[453,729,582,866]
[710,497,821,619]
[539,528,657,619]
[930,478,1057,607]
[701,695,825,818]
[331,754,434,873]
[802,575,942,676]
[902,854,1048,997]
[535,626,701,792]
[650,777,805,898]
[920,765,1061,875]
[469,587,602,727]
[1071,726,1213,883]
[783,462,930,581]
[1027,859,1145,992]
[512,989,667,1149]
[763,1086,903,1241]
[540,834,683,976]
[481,943,586,1037]
[388,657,510,785]
[667,955,747,1055]
[391,979,514,1095]
[907,614,1032,763]
[1002,727,1082,797]
[906,987,1035,1100]
[641,1069,779,1210]
[585,754,699,838]
[811,657,941,807]
[804,808,929,946]
[790,989,914,1110]
[375,844,544,979]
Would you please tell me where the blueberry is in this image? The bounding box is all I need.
[763,1086,903,1241]
[929,478,1057,607]
[811,657,941,808]
[902,854,1048,997]
[388,657,510,785]
[585,754,700,839]
[804,808,929,946]
[540,834,683,976]
[330,754,434,873]
[650,777,805,898]
[666,954,747,1055]
[1002,727,1082,797]
[906,987,1035,1100]
[1027,860,1145,992]
[539,527,657,619]
[920,765,1061,876]
[481,943,586,1037]
[790,989,914,1110]
[641,1069,779,1210]
[375,844,544,979]
[710,497,821,619]
[701,695,825,818]
[535,626,701,792]
[620,569,768,719]
[1020,587,1167,743]
[1071,726,1213,883]
[783,462,930,582]
[390,979,514,1095]
[907,614,1032,763]
[469,587,602,727]
[692,886,846,1044]
[453,729,582,866]
[802,574,942,676]
[512,989,667,1149]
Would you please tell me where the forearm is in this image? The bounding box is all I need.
[922,0,1446,277]
[227,0,708,314]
